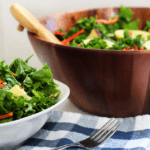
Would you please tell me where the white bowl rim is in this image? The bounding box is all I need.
[0,79,70,127]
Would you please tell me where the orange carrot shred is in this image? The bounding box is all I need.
[129,31,132,36]
[69,27,72,30]
[0,112,13,120]
[140,47,144,50]
[96,16,119,25]
[149,29,150,33]
[54,31,64,36]
[0,83,6,88]
[126,47,130,50]
[62,29,85,45]
[134,45,138,50]
[0,79,3,84]
[12,72,16,76]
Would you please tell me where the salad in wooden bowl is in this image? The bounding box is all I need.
[28,6,150,118]
[54,6,150,50]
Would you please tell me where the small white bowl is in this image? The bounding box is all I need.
[0,79,70,149]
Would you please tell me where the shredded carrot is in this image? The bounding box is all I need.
[126,47,130,50]
[96,16,119,25]
[149,29,150,33]
[0,79,3,84]
[62,29,85,45]
[20,87,23,89]
[69,27,72,30]
[78,44,82,47]
[54,31,64,36]
[116,36,119,39]
[0,112,13,120]
[134,45,138,50]
[12,72,16,76]
[0,83,6,88]
[129,31,132,36]
[140,47,144,50]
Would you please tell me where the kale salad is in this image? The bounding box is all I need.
[54,6,150,50]
[0,55,60,123]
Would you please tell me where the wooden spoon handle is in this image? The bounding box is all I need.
[10,3,61,44]
[17,23,25,31]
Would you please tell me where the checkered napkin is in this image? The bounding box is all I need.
[17,111,150,150]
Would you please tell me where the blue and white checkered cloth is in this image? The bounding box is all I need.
[17,111,150,150]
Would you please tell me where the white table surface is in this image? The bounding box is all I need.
[55,98,89,115]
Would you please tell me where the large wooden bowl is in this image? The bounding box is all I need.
[28,7,150,118]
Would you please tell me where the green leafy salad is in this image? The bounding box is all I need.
[0,55,60,123]
[54,6,150,50]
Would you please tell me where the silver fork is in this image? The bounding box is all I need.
[54,118,122,150]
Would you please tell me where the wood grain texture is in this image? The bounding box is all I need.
[28,7,150,117]
[10,3,61,44]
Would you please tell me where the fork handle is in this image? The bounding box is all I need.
[54,143,81,150]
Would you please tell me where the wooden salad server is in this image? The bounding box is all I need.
[10,3,61,44]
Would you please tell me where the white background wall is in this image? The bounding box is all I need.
[1,0,150,69]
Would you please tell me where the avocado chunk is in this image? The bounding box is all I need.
[144,40,150,50]
[104,40,114,48]
[88,29,102,39]
[115,29,150,40]
[10,85,31,100]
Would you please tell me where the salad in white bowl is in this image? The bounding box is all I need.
[0,54,61,123]
[0,55,70,149]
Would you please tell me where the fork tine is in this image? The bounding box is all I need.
[97,121,122,144]
[96,120,119,141]
[55,119,122,150]
[90,118,117,139]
